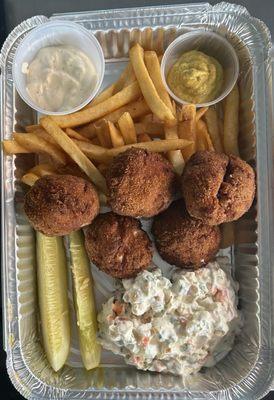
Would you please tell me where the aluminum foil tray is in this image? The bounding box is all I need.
[1,2,274,399]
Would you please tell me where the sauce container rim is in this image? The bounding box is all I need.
[12,20,105,115]
[160,30,239,108]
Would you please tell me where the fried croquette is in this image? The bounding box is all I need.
[152,200,221,268]
[181,151,255,225]
[85,212,153,278]
[24,174,99,236]
[106,148,177,218]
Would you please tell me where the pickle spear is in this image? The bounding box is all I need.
[69,230,101,370]
[36,232,70,372]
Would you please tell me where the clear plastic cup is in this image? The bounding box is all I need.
[12,20,105,115]
[161,30,239,107]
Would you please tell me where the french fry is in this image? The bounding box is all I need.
[66,128,91,143]
[94,120,112,148]
[13,133,67,165]
[220,223,235,249]
[76,124,97,139]
[89,84,115,107]
[73,140,109,162]
[3,140,30,154]
[196,107,208,121]
[177,104,196,161]
[25,124,40,133]
[97,163,108,175]
[144,51,173,111]
[196,120,214,151]
[91,137,101,146]
[108,122,125,147]
[165,125,185,175]
[21,172,39,186]
[113,63,136,93]
[98,192,107,206]
[105,138,192,159]
[204,107,223,153]
[33,127,57,145]
[178,104,196,122]
[118,112,137,144]
[51,81,141,128]
[223,84,240,156]
[137,133,152,142]
[129,44,176,125]
[40,117,107,194]
[29,163,57,177]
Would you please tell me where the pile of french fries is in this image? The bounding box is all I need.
[2,43,240,245]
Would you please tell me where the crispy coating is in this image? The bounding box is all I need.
[85,212,153,278]
[152,200,221,268]
[181,151,256,225]
[24,174,99,236]
[106,148,177,218]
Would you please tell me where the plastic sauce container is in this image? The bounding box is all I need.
[12,20,105,115]
[161,30,239,107]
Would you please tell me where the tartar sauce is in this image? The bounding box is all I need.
[23,45,97,112]
[98,260,241,376]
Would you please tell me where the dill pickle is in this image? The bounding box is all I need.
[36,232,70,371]
[69,230,101,370]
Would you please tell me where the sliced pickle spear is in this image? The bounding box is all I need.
[36,232,70,371]
[69,230,101,370]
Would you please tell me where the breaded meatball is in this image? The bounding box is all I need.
[85,212,153,278]
[181,151,255,225]
[24,175,99,236]
[152,200,221,268]
[106,148,177,218]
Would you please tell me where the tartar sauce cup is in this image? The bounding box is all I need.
[12,20,105,115]
[161,30,239,108]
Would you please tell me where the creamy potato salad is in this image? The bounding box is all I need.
[98,261,241,376]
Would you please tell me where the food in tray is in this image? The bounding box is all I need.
[181,151,256,225]
[105,147,177,218]
[68,230,101,370]
[24,174,100,236]
[2,33,256,375]
[36,232,70,372]
[24,45,98,113]
[152,199,221,268]
[167,50,224,104]
[98,262,241,376]
[85,212,153,279]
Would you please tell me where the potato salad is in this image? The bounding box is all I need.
[98,261,241,376]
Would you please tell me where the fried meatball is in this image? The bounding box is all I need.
[85,212,153,278]
[24,175,99,236]
[181,151,255,225]
[106,148,177,218]
[152,200,221,268]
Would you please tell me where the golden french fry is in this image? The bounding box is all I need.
[196,107,208,121]
[51,81,141,128]
[165,125,185,174]
[129,44,176,125]
[13,133,67,165]
[108,122,125,147]
[89,84,115,107]
[223,84,240,156]
[144,51,173,110]
[137,133,152,142]
[29,163,57,177]
[25,124,40,133]
[178,104,196,122]
[40,117,107,193]
[3,140,30,154]
[220,223,235,249]
[73,140,109,163]
[21,172,39,186]
[178,120,196,161]
[98,192,107,206]
[118,112,137,144]
[105,138,192,159]
[91,137,101,146]
[66,128,91,143]
[94,120,112,148]
[204,107,223,153]
[33,127,57,145]
[196,120,214,151]
[95,99,150,125]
